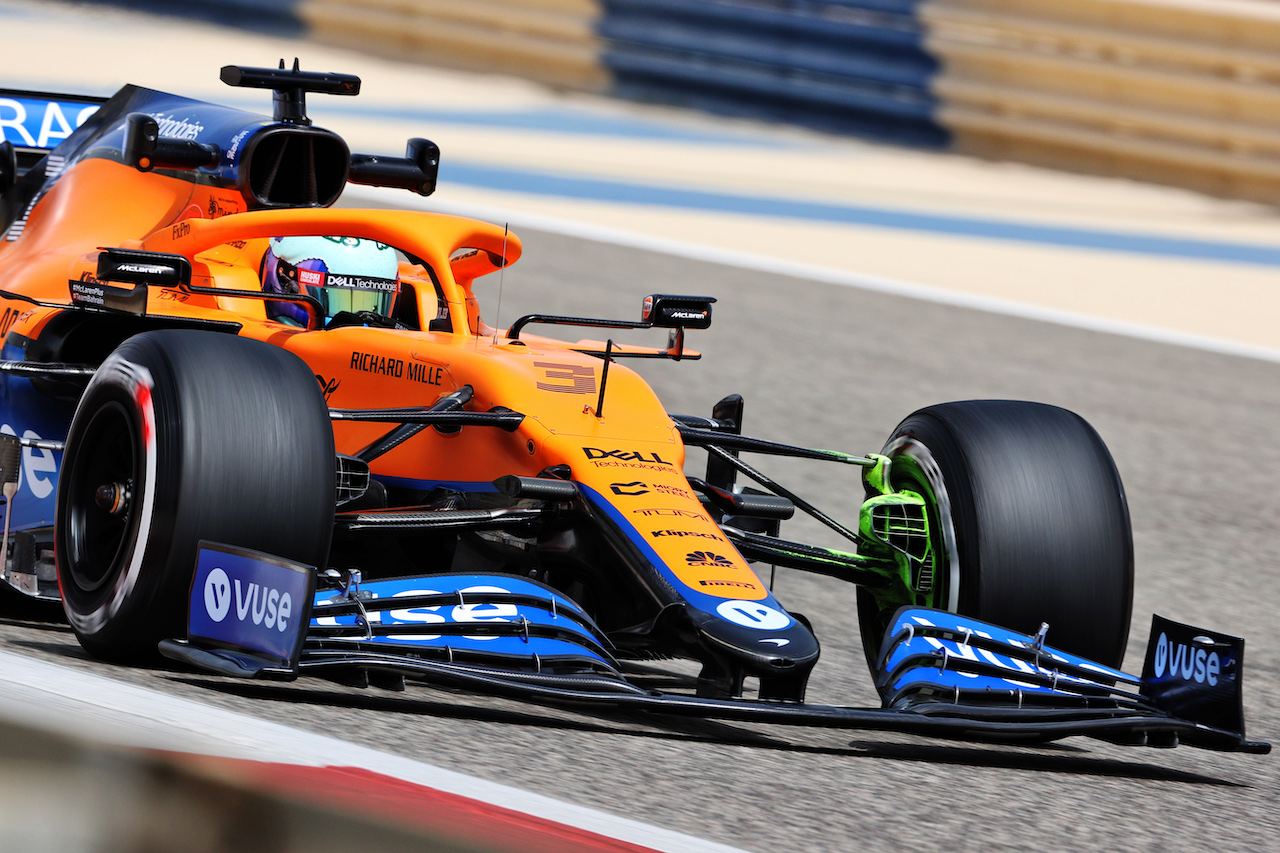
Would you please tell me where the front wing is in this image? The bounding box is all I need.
[160,545,1269,755]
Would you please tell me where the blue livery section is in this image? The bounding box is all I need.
[0,343,69,532]
[2,82,318,241]
[0,91,104,150]
[877,607,1140,708]
[882,608,1136,684]
[885,665,1087,698]
[187,542,315,668]
[65,88,274,188]
[309,573,619,673]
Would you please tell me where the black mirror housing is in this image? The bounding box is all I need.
[642,294,715,329]
[96,247,192,287]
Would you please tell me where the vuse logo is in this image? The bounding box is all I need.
[1153,632,1220,686]
[204,568,232,622]
[203,565,294,632]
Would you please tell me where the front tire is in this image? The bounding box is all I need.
[56,330,335,663]
[858,400,1133,668]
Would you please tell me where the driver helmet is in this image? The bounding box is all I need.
[262,236,399,325]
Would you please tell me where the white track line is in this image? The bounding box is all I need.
[343,185,1280,366]
[0,649,751,853]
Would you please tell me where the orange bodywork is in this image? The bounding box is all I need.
[0,157,769,602]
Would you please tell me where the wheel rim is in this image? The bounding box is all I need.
[883,436,960,615]
[858,434,968,667]
[64,401,141,595]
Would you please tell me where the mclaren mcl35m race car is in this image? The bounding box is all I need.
[0,64,1267,755]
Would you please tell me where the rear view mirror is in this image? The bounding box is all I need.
[96,247,192,287]
[641,294,715,329]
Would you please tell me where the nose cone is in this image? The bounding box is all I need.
[689,602,820,700]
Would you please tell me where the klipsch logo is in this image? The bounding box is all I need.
[653,529,721,541]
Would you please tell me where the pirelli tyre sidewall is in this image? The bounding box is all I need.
[55,330,335,663]
[57,352,156,646]
[860,400,1134,671]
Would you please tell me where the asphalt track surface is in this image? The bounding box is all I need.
[2,226,1277,851]
[2,2,1278,848]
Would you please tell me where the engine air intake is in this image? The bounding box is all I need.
[241,126,348,208]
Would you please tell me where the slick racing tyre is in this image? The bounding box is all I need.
[859,400,1133,669]
[55,330,335,663]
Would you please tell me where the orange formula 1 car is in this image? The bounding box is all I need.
[0,65,1266,754]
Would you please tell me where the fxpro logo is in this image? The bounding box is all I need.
[203,567,293,632]
[1153,632,1221,686]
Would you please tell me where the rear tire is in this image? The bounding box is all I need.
[55,330,335,663]
[858,400,1133,668]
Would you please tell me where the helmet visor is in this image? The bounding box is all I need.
[290,263,397,320]
[305,270,397,318]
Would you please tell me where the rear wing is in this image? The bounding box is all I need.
[0,89,107,179]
